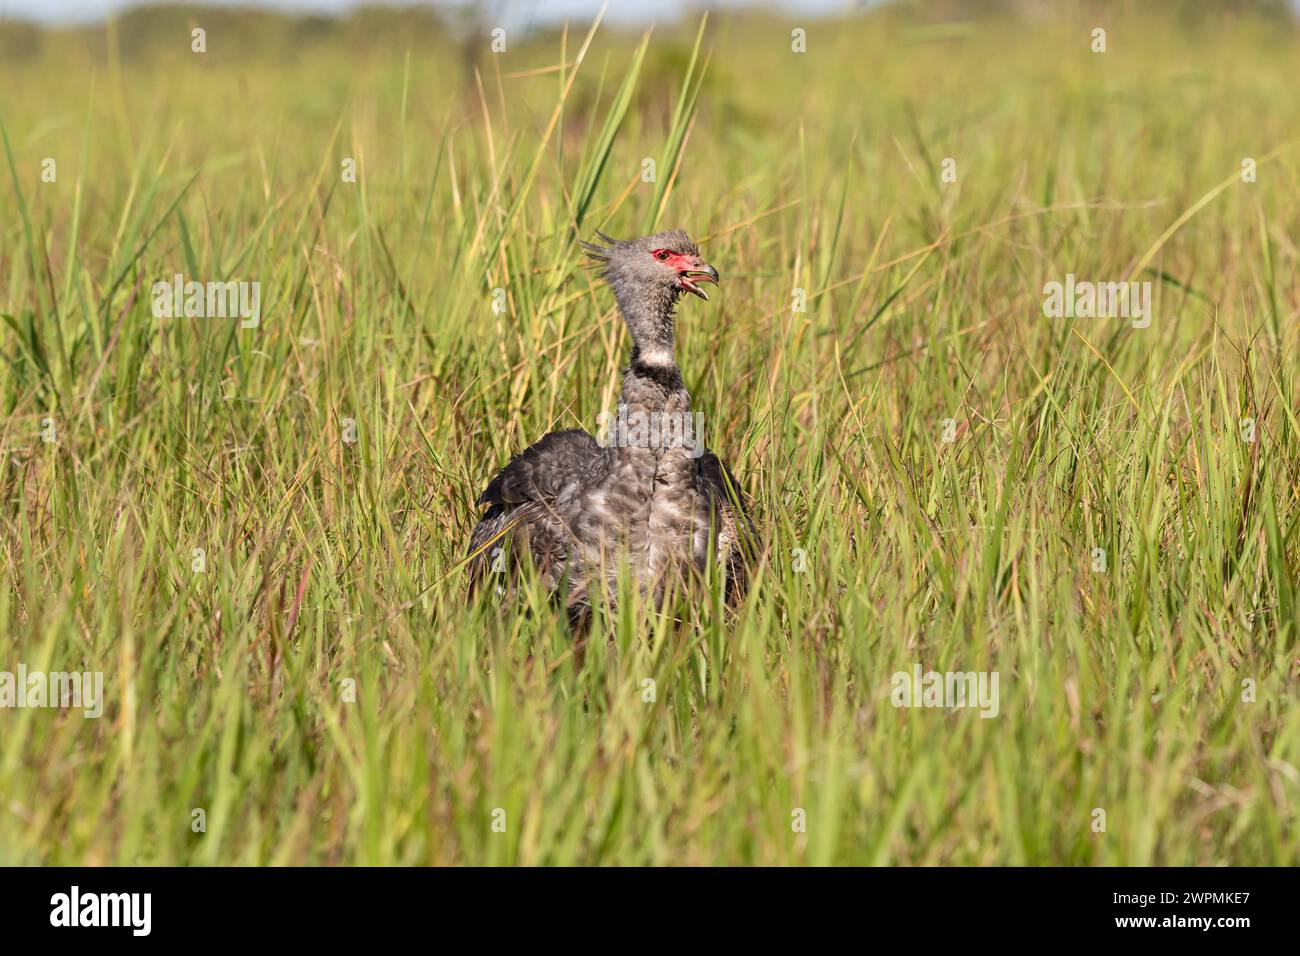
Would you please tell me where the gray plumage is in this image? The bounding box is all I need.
[468,229,755,619]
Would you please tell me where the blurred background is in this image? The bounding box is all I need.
[3,1,1299,51]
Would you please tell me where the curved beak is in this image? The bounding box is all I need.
[679,261,720,301]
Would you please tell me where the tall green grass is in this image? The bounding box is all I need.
[1,4,1298,864]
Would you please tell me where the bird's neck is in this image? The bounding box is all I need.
[618,295,685,412]
[610,293,698,476]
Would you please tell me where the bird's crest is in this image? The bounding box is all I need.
[580,230,700,275]
[580,231,620,265]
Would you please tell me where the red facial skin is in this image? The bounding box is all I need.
[651,249,719,299]
[652,249,706,274]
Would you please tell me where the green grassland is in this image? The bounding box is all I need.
[1,2,1298,864]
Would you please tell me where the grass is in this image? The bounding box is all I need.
[1,2,1298,865]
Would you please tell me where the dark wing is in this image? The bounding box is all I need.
[697,451,758,602]
[467,429,606,589]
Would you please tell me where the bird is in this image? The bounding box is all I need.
[467,229,755,624]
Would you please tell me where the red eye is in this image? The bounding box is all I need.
[655,250,670,261]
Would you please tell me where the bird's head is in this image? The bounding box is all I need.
[581,229,720,304]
